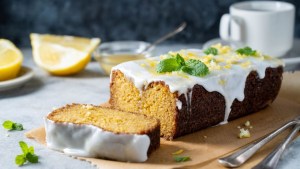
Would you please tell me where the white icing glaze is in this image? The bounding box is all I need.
[44,118,150,162]
[176,99,182,110]
[112,47,284,123]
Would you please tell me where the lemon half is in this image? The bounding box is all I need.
[0,39,23,81]
[30,33,100,76]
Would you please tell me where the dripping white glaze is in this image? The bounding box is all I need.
[44,118,150,162]
[188,89,193,113]
[112,48,283,123]
[176,99,182,110]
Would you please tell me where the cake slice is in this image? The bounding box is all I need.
[110,44,284,140]
[45,104,160,162]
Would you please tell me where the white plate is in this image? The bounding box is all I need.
[0,66,34,91]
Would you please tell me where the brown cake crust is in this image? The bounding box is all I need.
[173,66,283,139]
[110,66,283,140]
[145,124,160,155]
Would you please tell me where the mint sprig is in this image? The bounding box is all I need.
[15,141,38,166]
[174,156,191,162]
[236,46,256,56]
[204,47,218,55]
[156,54,209,77]
[2,120,23,131]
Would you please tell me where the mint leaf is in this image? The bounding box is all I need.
[2,120,23,131]
[175,54,185,66]
[28,146,35,154]
[16,141,39,166]
[204,47,218,55]
[236,46,256,56]
[181,59,209,77]
[174,156,190,162]
[19,141,29,154]
[13,123,24,131]
[15,154,26,166]
[156,58,181,73]
[26,153,38,163]
[2,120,14,130]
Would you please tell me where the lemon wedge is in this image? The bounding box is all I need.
[30,33,100,76]
[0,39,23,81]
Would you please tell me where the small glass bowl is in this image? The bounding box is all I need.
[94,41,151,75]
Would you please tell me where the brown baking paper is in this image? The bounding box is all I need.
[26,72,300,169]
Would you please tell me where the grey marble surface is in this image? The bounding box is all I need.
[0,44,300,169]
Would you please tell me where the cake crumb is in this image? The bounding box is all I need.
[237,126,241,129]
[218,79,227,85]
[239,128,251,138]
[143,81,148,86]
[82,105,93,110]
[244,120,251,127]
[85,111,92,117]
[203,135,207,139]
[250,126,253,129]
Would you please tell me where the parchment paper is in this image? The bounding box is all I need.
[26,72,300,169]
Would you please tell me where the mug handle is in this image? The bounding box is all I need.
[219,14,242,41]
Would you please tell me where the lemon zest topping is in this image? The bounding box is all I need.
[172,149,184,155]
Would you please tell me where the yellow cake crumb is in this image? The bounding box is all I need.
[218,79,226,86]
[211,43,232,54]
[208,60,221,70]
[186,52,197,59]
[239,61,252,68]
[244,120,251,127]
[82,104,93,110]
[172,71,190,79]
[239,128,251,138]
[201,55,213,63]
[146,59,157,68]
[216,57,225,63]
[223,64,232,69]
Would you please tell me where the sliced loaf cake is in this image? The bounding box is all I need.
[45,104,160,162]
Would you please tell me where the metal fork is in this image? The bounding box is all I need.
[218,116,300,168]
[252,123,300,169]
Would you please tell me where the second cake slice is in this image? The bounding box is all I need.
[45,104,160,162]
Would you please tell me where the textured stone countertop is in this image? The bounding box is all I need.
[1,44,300,169]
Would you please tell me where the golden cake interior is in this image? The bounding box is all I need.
[47,104,159,134]
[110,70,177,139]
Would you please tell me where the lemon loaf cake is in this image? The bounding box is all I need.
[110,44,284,140]
[45,104,160,162]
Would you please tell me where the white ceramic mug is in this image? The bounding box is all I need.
[219,1,295,57]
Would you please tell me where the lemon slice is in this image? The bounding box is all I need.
[0,39,23,81]
[30,33,100,76]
